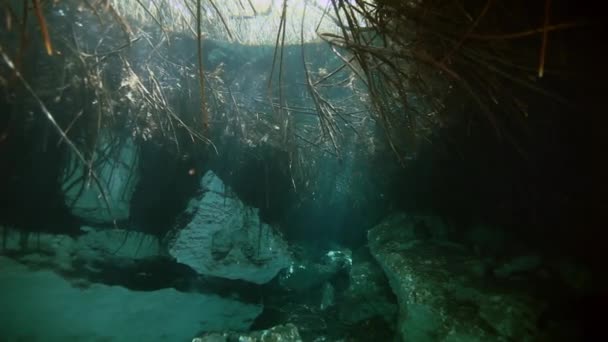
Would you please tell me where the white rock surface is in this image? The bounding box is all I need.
[0,256,262,342]
[167,170,291,284]
[368,213,544,342]
[62,136,139,224]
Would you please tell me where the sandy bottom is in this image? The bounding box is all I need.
[0,257,261,342]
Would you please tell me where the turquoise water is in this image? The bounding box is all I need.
[0,0,604,341]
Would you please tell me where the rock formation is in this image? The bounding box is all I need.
[167,170,292,284]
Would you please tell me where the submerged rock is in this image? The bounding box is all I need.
[371,212,449,242]
[167,170,291,284]
[76,226,160,261]
[322,249,353,270]
[0,225,185,291]
[62,136,139,224]
[0,225,160,271]
[278,248,351,292]
[338,250,398,326]
[493,254,542,279]
[193,323,302,342]
[368,213,545,342]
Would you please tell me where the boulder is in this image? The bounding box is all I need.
[338,250,398,325]
[167,170,291,284]
[368,213,545,342]
[0,225,160,271]
[75,226,160,261]
[493,254,542,279]
[279,248,351,292]
[62,136,139,224]
[372,212,449,242]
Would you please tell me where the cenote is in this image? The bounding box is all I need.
[0,0,605,341]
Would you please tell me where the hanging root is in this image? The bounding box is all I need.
[0,43,117,227]
[32,0,52,55]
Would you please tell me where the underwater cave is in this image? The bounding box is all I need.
[0,0,605,341]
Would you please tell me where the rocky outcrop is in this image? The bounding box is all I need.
[1,225,160,271]
[338,250,398,326]
[278,248,351,292]
[193,323,302,342]
[62,136,139,224]
[167,170,292,284]
[368,213,545,342]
